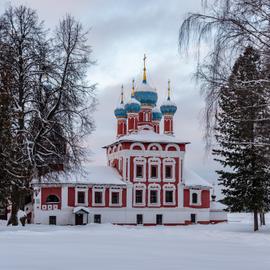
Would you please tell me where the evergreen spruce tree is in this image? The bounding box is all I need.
[213,46,270,231]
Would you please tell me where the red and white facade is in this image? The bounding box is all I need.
[31,60,227,226]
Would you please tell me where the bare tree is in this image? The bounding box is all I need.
[179,1,270,230]
[0,40,13,214]
[0,6,96,225]
[179,0,270,148]
[32,14,96,174]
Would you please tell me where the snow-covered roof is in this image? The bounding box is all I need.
[183,168,212,188]
[126,96,141,105]
[104,130,189,147]
[73,206,90,214]
[136,82,156,92]
[33,166,126,186]
[152,106,161,113]
[115,102,125,110]
[210,201,227,211]
[161,99,177,107]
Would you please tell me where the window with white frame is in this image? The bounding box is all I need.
[163,184,176,205]
[111,192,119,204]
[133,184,146,206]
[163,158,176,181]
[134,157,146,181]
[148,158,161,181]
[136,165,143,178]
[190,190,201,206]
[135,190,143,203]
[77,191,85,204]
[165,191,173,203]
[192,193,198,204]
[46,195,60,203]
[151,165,158,178]
[150,190,158,204]
[109,188,122,206]
[92,187,105,206]
[95,192,103,204]
[165,165,172,178]
[75,186,88,206]
[148,184,161,206]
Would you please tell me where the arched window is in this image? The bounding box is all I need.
[192,193,198,204]
[46,195,60,203]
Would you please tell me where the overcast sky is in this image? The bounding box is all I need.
[1,0,221,191]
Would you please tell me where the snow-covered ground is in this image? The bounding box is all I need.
[0,214,270,270]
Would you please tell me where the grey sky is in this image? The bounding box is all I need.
[1,0,220,191]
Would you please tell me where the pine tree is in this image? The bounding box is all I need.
[213,46,270,231]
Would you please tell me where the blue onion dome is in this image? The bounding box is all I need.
[114,85,127,118]
[160,80,177,115]
[134,82,158,107]
[114,103,127,118]
[134,54,158,107]
[152,106,162,121]
[160,99,177,115]
[125,97,141,113]
[124,80,141,113]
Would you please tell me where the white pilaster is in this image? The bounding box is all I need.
[126,183,133,208]
[62,186,68,208]
[123,157,126,181]
[178,184,184,208]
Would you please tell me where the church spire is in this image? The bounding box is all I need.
[143,54,147,83]
[121,84,124,104]
[167,79,171,101]
[131,79,135,97]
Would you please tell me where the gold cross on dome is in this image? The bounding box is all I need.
[121,84,124,103]
[143,54,146,68]
[131,79,135,97]
[168,79,171,100]
[143,54,147,82]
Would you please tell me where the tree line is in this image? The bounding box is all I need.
[179,0,270,231]
[0,5,96,225]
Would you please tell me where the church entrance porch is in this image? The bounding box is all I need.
[73,207,90,225]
